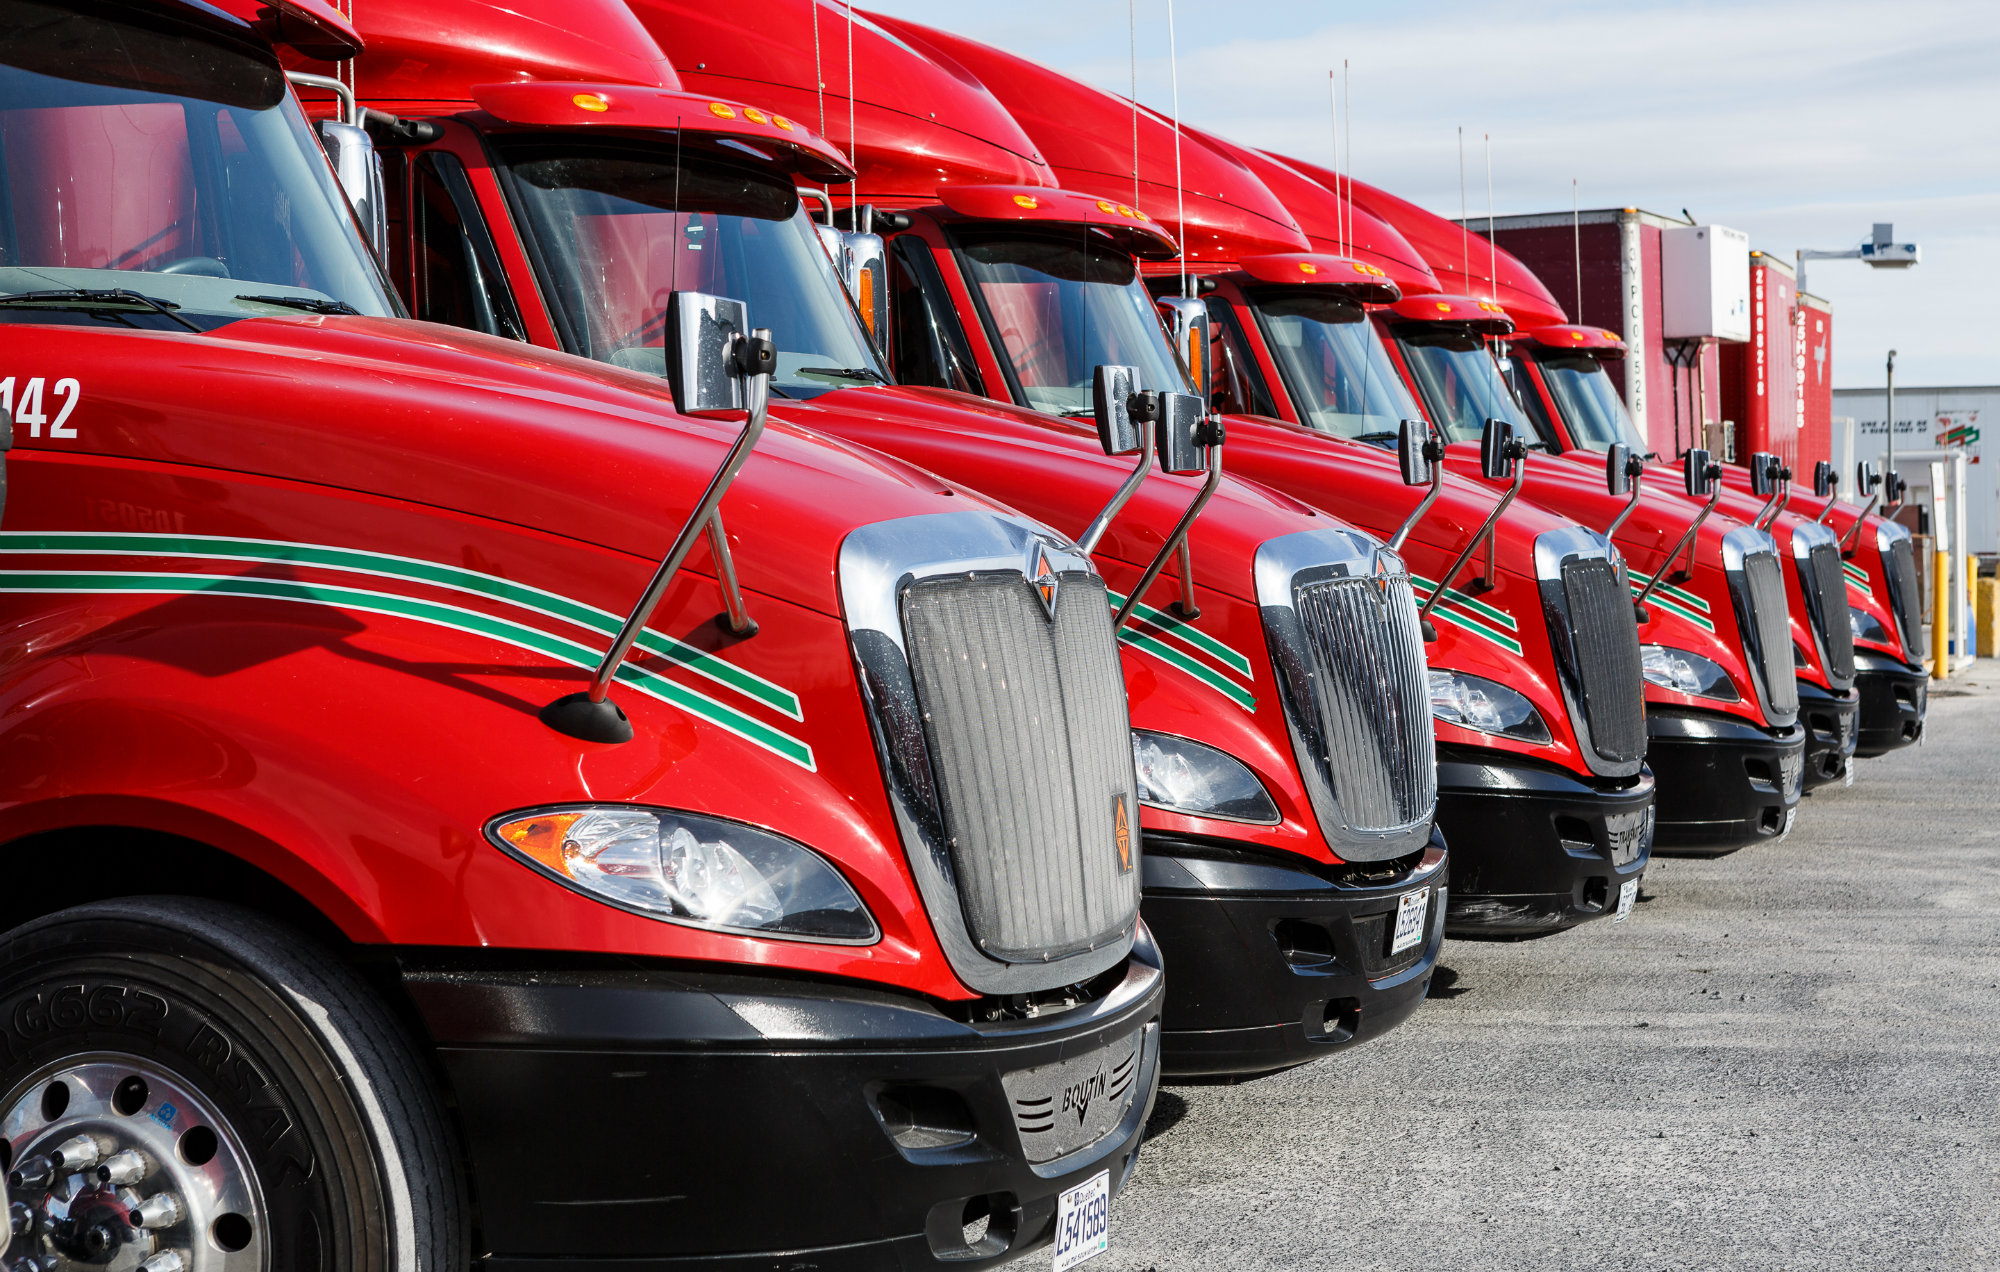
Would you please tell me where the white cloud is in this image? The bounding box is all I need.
[863,0,2000,386]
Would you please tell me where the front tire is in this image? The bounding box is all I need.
[0,898,465,1271]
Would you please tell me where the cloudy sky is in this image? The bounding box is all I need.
[865,0,2000,389]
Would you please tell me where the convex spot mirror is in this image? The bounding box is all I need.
[1399,418,1439,487]
[1812,460,1837,498]
[665,293,771,414]
[838,230,890,357]
[1683,447,1717,498]
[1748,450,1782,497]
[1154,391,1212,476]
[315,120,388,261]
[1093,364,1142,455]
[1479,418,1520,480]
[1156,297,1213,404]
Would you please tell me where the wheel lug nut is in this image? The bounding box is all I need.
[129,1191,183,1229]
[97,1150,148,1186]
[139,1254,187,1272]
[49,1134,106,1172]
[10,1200,34,1236]
[8,1155,53,1190]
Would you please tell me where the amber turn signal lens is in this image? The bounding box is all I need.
[494,811,587,876]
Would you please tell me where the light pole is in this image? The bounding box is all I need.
[1796,222,1920,296]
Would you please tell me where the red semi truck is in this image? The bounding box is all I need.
[0,2,1174,1268]
[304,0,1451,1082]
[867,15,1659,934]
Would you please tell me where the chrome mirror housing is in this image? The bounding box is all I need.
[1749,450,1780,498]
[1606,443,1632,496]
[1479,418,1518,480]
[1856,460,1880,495]
[1812,460,1837,499]
[1092,364,1142,456]
[838,229,890,357]
[316,120,387,261]
[1156,296,1213,403]
[666,293,761,414]
[1398,418,1437,487]
[1684,447,1717,498]
[1154,390,1212,476]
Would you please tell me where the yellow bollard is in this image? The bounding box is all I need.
[1933,550,1951,679]
[1979,576,2000,659]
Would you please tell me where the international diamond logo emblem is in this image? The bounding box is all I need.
[1029,540,1061,620]
[1370,550,1397,615]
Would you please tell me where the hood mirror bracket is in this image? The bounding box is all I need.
[542,292,776,744]
[1749,452,1791,531]
[1113,392,1223,630]
[1841,462,1882,556]
[1419,418,1527,637]
[1386,418,1445,553]
[1811,460,1840,524]
[1634,448,1722,613]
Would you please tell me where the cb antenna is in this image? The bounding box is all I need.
[1168,0,1186,299]
[1343,59,1352,257]
[1573,179,1582,322]
[1328,71,1342,253]
[1130,0,1139,209]
[845,0,857,220]
[811,0,824,137]
[1485,132,1495,300]
[1458,126,1468,290]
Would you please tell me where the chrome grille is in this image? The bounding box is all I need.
[902,571,1138,962]
[1558,558,1648,764]
[1805,542,1856,687]
[1740,550,1799,718]
[1289,571,1437,835]
[1883,534,1922,651]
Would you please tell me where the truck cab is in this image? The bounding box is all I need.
[0,2,1166,1267]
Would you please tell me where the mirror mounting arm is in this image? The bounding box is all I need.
[1387,427,1447,554]
[1604,460,1647,546]
[706,511,757,637]
[1419,441,1527,630]
[1753,462,1792,531]
[1634,477,1722,610]
[1077,409,1157,556]
[1839,492,1881,556]
[1115,440,1224,631]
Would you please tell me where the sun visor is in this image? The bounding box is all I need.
[1238,253,1400,304]
[1520,324,1627,356]
[471,82,854,183]
[1391,294,1515,335]
[935,185,1180,259]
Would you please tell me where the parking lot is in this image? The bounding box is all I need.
[1105,677,2000,1271]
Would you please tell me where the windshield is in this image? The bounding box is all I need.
[953,229,1187,417]
[0,0,396,329]
[1390,323,1532,444]
[497,139,884,398]
[1537,353,1646,453]
[1248,289,1421,441]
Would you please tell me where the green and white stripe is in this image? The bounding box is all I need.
[1844,561,1870,590]
[1626,568,1716,633]
[1104,588,1257,713]
[0,535,816,769]
[0,530,801,719]
[1407,572,1524,655]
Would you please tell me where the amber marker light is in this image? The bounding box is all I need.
[1013,194,1039,209]
[743,106,768,124]
[709,102,736,119]
[772,115,794,130]
[1298,262,1319,275]
[573,93,610,113]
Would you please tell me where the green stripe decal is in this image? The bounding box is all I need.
[1844,562,1869,588]
[0,570,816,770]
[0,531,801,720]
[1104,589,1254,677]
[1407,573,1519,630]
[1625,569,1712,615]
[1116,626,1256,712]
[1407,578,1524,655]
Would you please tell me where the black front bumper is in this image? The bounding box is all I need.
[1854,652,1928,756]
[1140,827,1448,1077]
[400,940,1165,1270]
[1798,681,1860,791]
[1434,748,1655,937]
[1648,709,1805,854]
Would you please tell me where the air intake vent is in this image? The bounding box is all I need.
[902,572,1138,962]
[1739,550,1799,719]
[1882,534,1922,652]
[1804,541,1856,688]
[1288,573,1436,834]
[1558,558,1648,764]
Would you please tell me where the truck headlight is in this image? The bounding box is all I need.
[1427,669,1551,744]
[1133,730,1280,823]
[1850,605,1888,644]
[488,806,877,942]
[1639,645,1741,702]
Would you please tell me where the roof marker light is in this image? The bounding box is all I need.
[1435,302,1453,312]
[573,92,610,113]
[1298,262,1319,275]
[1014,194,1039,209]
[709,102,737,119]
[1097,200,1118,214]
[743,106,769,124]
[772,115,794,131]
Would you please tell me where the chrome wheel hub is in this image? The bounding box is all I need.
[3,1056,265,1271]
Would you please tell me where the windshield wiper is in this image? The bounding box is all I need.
[0,288,201,333]
[237,294,360,316]
[1056,408,1099,420]
[1351,430,1400,443]
[794,366,887,384]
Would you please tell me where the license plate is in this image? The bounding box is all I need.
[1775,805,1798,842]
[1614,878,1638,923]
[1051,1170,1109,1271]
[1391,886,1430,955]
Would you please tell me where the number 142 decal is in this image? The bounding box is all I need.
[1,376,80,439]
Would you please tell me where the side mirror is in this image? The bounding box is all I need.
[1683,447,1716,498]
[1479,418,1518,480]
[665,292,766,414]
[1156,296,1213,404]
[1092,365,1142,456]
[1812,460,1837,498]
[1606,443,1632,497]
[1155,390,1211,476]
[316,120,388,261]
[1856,460,1880,494]
[1748,450,1781,497]
[838,230,890,359]
[1398,418,1437,487]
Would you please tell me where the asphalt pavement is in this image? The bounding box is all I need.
[1099,675,2000,1271]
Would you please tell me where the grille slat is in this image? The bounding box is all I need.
[1884,535,1922,652]
[1740,551,1799,717]
[902,572,1137,963]
[1559,558,1648,764]
[1289,573,1435,834]
[1806,542,1857,687]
